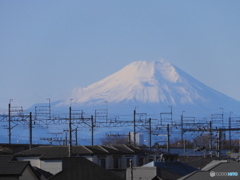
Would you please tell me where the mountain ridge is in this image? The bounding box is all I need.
[53,59,239,117]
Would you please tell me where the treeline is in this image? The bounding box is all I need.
[100,133,240,152]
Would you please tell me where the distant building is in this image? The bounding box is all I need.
[129,132,144,146]
[14,145,158,175]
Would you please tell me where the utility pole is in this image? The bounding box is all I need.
[91,115,94,145]
[167,124,170,154]
[229,113,232,150]
[68,106,72,157]
[8,102,11,144]
[170,106,172,124]
[75,128,78,145]
[180,111,184,146]
[47,98,51,120]
[149,118,152,150]
[184,127,240,157]
[133,110,136,146]
[29,112,32,149]
[128,132,131,146]
[65,131,68,145]
[217,129,221,157]
[209,121,212,151]
[183,139,186,156]
[221,107,224,127]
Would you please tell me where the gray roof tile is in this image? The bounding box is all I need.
[15,145,145,159]
[0,155,29,175]
[49,157,124,180]
[143,161,198,176]
[201,160,228,171]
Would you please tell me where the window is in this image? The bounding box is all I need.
[138,157,144,166]
[113,157,121,169]
[98,158,106,168]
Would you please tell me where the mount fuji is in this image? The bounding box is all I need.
[4,59,240,145]
[53,60,240,118]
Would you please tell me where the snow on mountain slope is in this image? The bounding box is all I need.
[56,59,240,116]
[68,60,201,104]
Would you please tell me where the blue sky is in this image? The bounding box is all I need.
[0,1,240,113]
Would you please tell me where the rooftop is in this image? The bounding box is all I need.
[15,145,148,159]
[0,155,29,175]
[143,161,198,176]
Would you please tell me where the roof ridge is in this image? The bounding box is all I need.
[122,145,134,152]
[97,145,109,153]
[103,145,119,151]
[202,160,228,171]
[16,161,29,176]
[81,145,93,154]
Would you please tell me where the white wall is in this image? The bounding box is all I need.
[40,160,62,175]
[84,155,93,161]
[129,132,144,146]
[16,157,41,168]
[19,166,39,180]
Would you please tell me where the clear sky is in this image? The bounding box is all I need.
[0,1,240,113]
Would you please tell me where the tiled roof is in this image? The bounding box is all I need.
[177,171,198,180]
[158,169,182,180]
[102,145,123,154]
[15,146,92,159]
[178,160,240,180]
[49,157,124,180]
[15,145,145,159]
[143,161,198,176]
[112,145,136,154]
[178,156,214,169]
[85,145,109,154]
[201,160,228,171]
[229,153,240,161]
[109,169,126,179]
[71,145,93,155]
[33,166,53,179]
[0,155,29,175]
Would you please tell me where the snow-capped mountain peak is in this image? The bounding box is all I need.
[52,59,240,116]
[64,60,208,106]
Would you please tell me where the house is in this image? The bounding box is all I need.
[126,154,198,180]
[48,157,124,180]
[0,143,38,154]
[33,166,53,180]
[14,145,157,175]
[178,157,240,180]
[178,155,215,169]
[0,155,40,180]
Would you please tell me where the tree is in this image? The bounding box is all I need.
[169,138,194,148]
[100,134,129,146]
[193,134,210,147]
